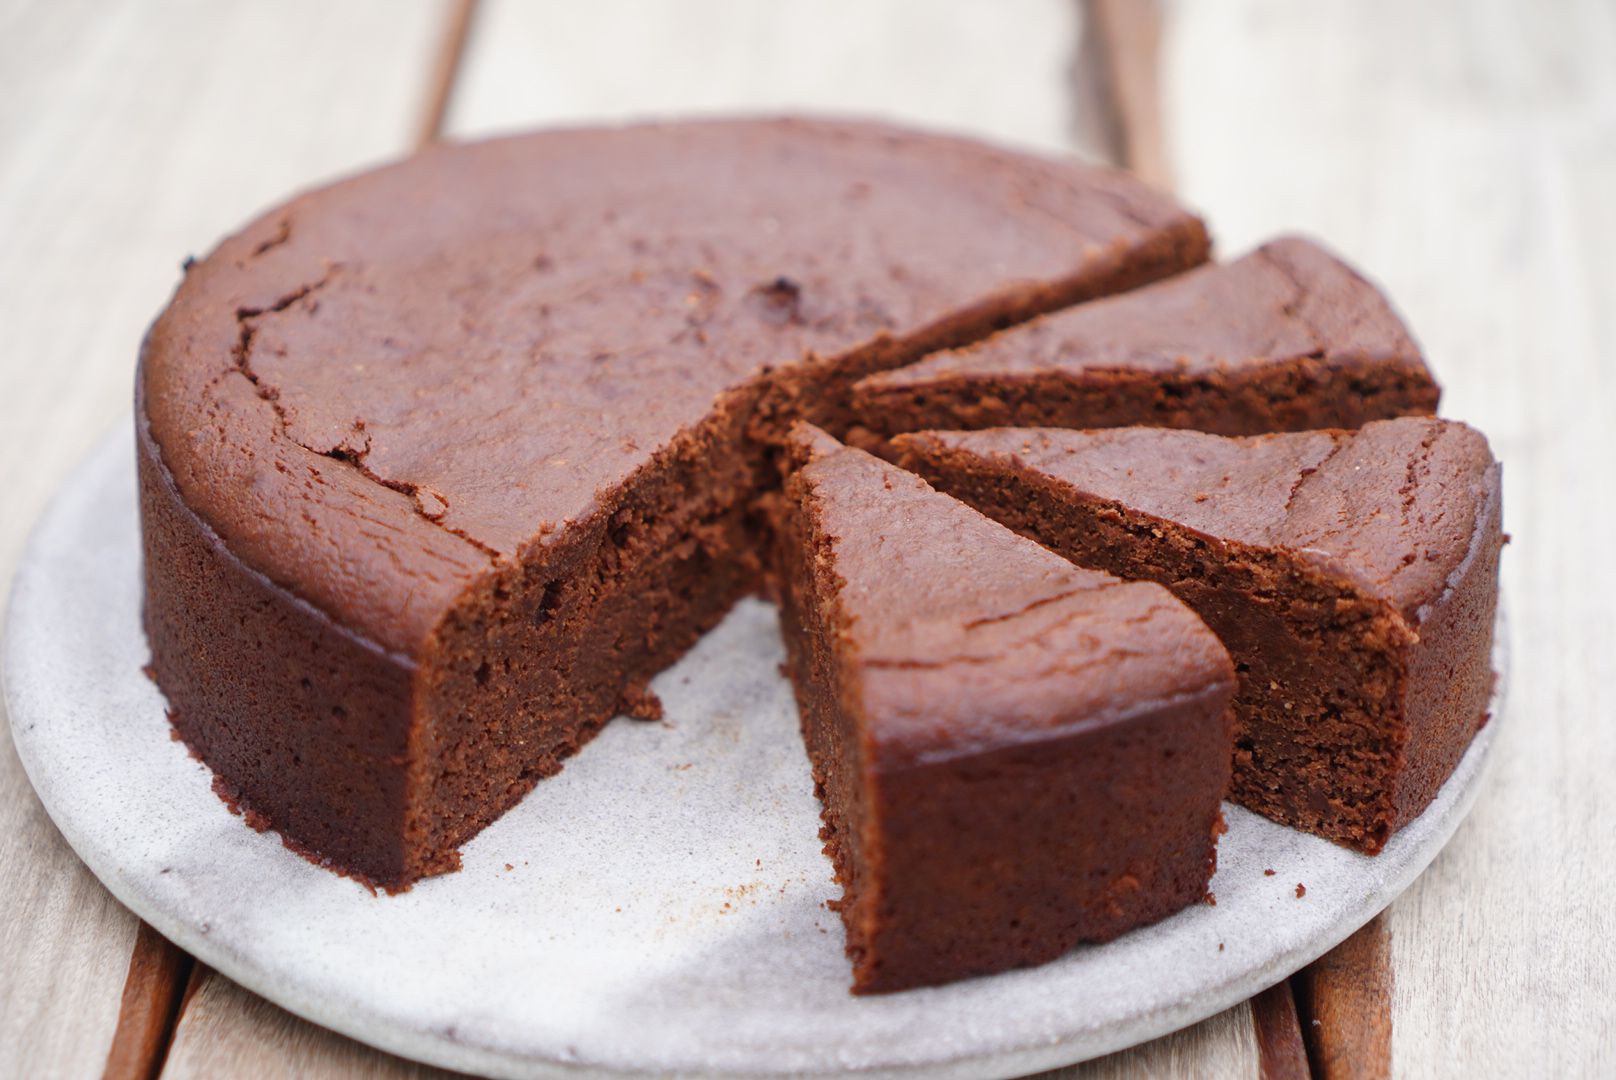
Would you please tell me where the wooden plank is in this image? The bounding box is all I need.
[0,2,448,1077]
[1295,916,1392,1079]
[1164,0,1616,1074]
[1056,1000,1260,1079]
[1250,981,1310,1080]
[446,0,1082,154]
[161,982,1261,1080]
[103,923,193,1080]
[1075,0,1171,186]
[414,0,481,149]
[162,969,464,1080]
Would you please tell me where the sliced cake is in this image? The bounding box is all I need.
[854,236,1440,440]
[775,425,1236,992]
[896,418,1502,853]
[138,118,1210,890]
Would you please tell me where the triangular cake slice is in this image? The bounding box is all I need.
[774,425,1236,993]
[896,418,1503,853]
[853,237,1439,439]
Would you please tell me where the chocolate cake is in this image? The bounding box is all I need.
[138,118,1210,892]
[853,237,1440,440]
[774,426,1235,992]
[896,419,1502,852]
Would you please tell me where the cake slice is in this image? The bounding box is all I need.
[853,236,1440,439]
[896,418,1503,853]
[774,425,1236,993]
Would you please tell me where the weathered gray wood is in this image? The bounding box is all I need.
[448,0,1082,154]
[1165,0,1616,1074]
[1054,1000,1259,1079]
[0,2,448,1077]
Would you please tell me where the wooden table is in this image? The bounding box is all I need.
[2,2,1610,1076]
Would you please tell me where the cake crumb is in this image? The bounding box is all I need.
[619,681,665,721]
[1264,868,1276,876]
[1217,942,1225,952]
[1295,883,1307,898]
[1206,892,1217,907]
[504,863,513,871]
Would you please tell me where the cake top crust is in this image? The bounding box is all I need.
[895,417,1500,623]
[785,425,1233,767]
[140,117,1204,656]
[857,236,1428,391]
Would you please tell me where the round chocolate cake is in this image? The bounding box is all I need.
[137,117,1499,994]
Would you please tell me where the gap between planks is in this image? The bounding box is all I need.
[101,923,193,1080]
[1294,916,1394,1080]
[415,0,482,150]
[1074,0,1171,187]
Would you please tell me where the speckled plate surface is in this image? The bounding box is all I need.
[5,425,1505,1079]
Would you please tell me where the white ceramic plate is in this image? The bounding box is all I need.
[5,424,1504,1079]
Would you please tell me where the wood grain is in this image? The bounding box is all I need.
[1250,980,1310,1080]
[1295,916,1392,1080]
[414,0,481,149]
[1074,0,1171,185]
[1164,0,1616,1074]
[0,2,448,1077]
[102,923,193,1080]
[1056,999,1260,1079]
[447,0,1082,154]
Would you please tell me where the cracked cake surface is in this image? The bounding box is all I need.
[896,417,1503,851]
[143,117,1206,656]
[137,117,1210,895]
[773,425,1234,992]
[853,236,1440,438]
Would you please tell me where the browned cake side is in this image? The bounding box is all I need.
[897,419,1502,853]
[853,237,1439,440]
[139,118,1210,891]
[775,427,1235,992]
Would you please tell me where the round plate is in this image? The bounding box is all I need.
[5,425,1504,1079]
